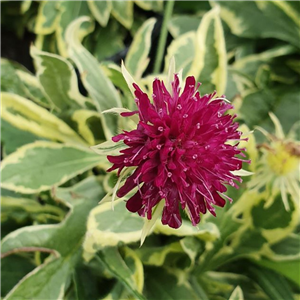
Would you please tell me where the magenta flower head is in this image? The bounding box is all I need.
[106,69,250,229]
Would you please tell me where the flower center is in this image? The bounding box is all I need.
[267,142,298,176]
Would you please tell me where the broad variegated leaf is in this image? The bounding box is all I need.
[31,46,90,110]
[214,1,300,47]
[1,119,39,156]
[1,58,29,98]
[168,15,201,38]
[2,178,104,300]
[1,93,87,145]
[1,141,107,193]
[83,199,143,259]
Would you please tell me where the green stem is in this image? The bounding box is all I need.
[153,0,175,74]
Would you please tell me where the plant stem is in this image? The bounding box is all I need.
[153,0,175,74]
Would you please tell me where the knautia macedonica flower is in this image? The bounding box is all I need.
[248,113,299,210]
[102,65,250,229]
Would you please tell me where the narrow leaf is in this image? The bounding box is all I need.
[125,18,156,78]
[66,16,122,139]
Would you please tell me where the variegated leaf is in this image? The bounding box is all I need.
[190,6,227,95]
[125,18,156,78]
[87,0,111,27]
[228,286,244,300]
[1,141,106,194]
[164,31,196,78]
[72,109,103,145]
[1,93,87,146]
[83,199,143,259]
[97,247,145,299]
[2,178,103,300]
[31,46,90,110]
[34,1,61,35]
[168,15,201,38]
[1,58,29,98]
[134,0,163,12]
[56,1,93,57]
[16,70,50,108]
[66,17,122,140]
[111,1,133,29]
[214,0,300,47]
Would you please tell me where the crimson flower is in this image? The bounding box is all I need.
[107,74,250,229]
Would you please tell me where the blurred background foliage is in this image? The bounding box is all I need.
[1,1,299,300]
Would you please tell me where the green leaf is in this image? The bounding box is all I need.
[250,193,297,244]
[144,267,199,300]
[1,178,104,299]
[247,265,294,300]
[1,196,64,224]
[154,219,220,241]
[101,62,132,104]
[87,0,112,27]
[225,68,255,101]
[1,119,39,156]
[92,22,125,62]
[0,58,29,98]
[1,141,107,194]
[233,45,296,80]
[214,1,300,47]
[4,256,76,300]
[16,69,50,108]
[190,6,227,95]
[168,15,201,38]
[71,109,103,145]
[31,45,90,110]
[56,1,93,57]
[83,199,143,259]
[228,286,244,300]
[125,18,156,78]
[136,242,183,267]
[134,0,163,12]
[90,140,126,156]
[270,233,300,258]
[53,176,105,206]
[66,16,122,140]
[180,237,203,269]
[34,1,61,35]
[111,1,133,29]
[164,31,196,78]
[1,92,87,146]
[1,255,35,298]
[252,258,300,287]
[96,247,145,299]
